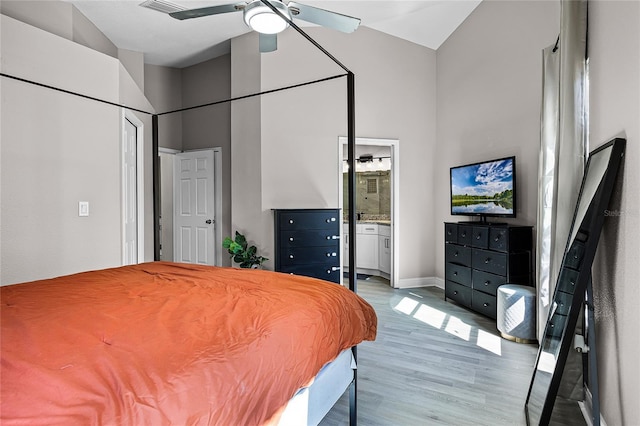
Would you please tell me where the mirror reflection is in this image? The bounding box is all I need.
[526,138,625,425]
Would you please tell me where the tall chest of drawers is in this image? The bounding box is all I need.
[444,222,533,319]
[274,209,341,283]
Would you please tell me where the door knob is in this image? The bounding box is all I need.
[205,219,213,224]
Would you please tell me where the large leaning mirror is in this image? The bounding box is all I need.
[525,137,626,425]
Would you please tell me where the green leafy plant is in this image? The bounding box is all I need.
[222,231,268,268]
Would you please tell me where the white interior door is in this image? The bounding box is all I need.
[123,117,138,265]
[174,150,216,265]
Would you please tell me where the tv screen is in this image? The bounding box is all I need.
[450,156,516,218]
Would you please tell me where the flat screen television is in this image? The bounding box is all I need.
[450,156,516,222]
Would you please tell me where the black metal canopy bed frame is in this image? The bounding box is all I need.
[0,1,361,424]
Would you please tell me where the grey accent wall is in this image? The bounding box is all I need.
[588,1,640,424]
[182,54,232,265]
[144,64,183,150]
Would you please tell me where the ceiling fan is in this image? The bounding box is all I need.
[169,0,361,52]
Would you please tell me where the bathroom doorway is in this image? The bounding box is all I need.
[338,137,399,288]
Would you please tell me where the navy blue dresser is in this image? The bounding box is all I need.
[274,209,341,283]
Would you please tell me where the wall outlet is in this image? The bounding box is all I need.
[79,201,89,217]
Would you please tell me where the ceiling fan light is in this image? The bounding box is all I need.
[244,1,290,34]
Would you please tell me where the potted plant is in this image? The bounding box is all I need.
[222,231,268,268]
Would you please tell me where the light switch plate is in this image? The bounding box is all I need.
[79,201,89,217]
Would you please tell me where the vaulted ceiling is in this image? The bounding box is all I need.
[67,0,482,68]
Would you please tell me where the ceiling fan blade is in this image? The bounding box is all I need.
[259,33,278,53]
[287,1,360,33]
[169,3,245,20]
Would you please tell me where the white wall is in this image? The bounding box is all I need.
[588,1,640,424]
[0,14,154,285]
[231,27,437,283]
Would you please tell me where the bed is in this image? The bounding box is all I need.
[0,261,377,425]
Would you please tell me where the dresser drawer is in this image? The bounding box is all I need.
[471,226,489,248]
[489,227,509,252]
[445,263,471,287]
[472,249,507,276]
[457,225,473,246]
[472,290,497,319]
[554,291,573,316]
[445,223,458,243]
[556,267,580,295]
[279,246,339,265]
[489,226,533,253]
[444,263,471,287]
[279,264,341,283]
[545,313,567,339]
[564,240,586,270]
[279,230,340,248]
[445,281,472,307]
[472,270,505,296]
[445,244,471,267]
[277,211,340,231]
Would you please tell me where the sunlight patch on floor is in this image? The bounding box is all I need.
[477,329,502,356]
[392,293,503,354]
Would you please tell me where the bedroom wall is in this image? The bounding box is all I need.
[144,64,183,150]
[437,0,639,424]
[0,14,155,285]
[230,27,437,285]
[588,1,640,424]
[435,0,560,277]
[181,55,233,264]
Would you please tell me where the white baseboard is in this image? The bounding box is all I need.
[396,276,443,289]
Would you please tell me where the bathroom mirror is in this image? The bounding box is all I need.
[525,138,626,425]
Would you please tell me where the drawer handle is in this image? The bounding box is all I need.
[461,232,467,237]
[484,258,491,264]
[483,303,489,307]
[454,251,459,257]
[289,254,294,259]
[494,237,500,242]
[453,272,458,276]
[289,219,294,224]
[476,234,481,240]
[289,237,294,242]
[453,291,458,295]
[484,281,490,286]
[326,219,331,223]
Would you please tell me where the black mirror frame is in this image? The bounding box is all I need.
[525,137,626,425]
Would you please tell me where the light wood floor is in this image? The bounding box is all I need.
[320,277,586,426]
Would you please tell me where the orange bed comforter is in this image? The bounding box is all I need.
[0,262,377,425]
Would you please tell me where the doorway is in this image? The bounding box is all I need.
[121,109,144,265]
[338,137,399,288]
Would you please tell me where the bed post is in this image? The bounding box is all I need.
[347,71,357,426]
[152,114,160,261]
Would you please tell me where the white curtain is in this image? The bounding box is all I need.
[536,0,588,342]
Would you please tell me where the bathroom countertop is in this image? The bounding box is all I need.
[343,220,391,225]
